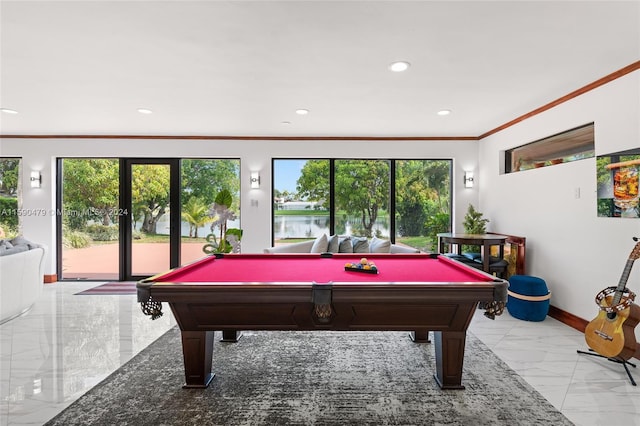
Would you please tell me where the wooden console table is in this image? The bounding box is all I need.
[437,233,508,273]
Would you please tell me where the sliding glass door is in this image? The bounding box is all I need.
[58,158,240,281]
[59,159,121,280]
[122,159,180,280]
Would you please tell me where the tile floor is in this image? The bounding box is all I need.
[1,282,639,425]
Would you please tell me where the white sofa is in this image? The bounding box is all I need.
[264,234,420,254]
[0,237,46,325]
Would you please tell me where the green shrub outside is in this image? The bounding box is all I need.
[424,212,450,251]
[63,230,92,248]
[0,197,18,228]
[85,224,119,241]
[0,221,19,239]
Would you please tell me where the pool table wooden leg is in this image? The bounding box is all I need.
[433,331,466,390]
[409,330,431,343]
[220,330,243,342]
[181,330,215,388]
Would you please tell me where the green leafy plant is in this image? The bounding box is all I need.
[462,204,489,252]
[202,189,243,254]
[463,204,489,234]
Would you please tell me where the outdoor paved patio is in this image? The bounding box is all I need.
[62,242,206,280]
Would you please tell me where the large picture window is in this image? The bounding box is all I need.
[0,158,21,238]
[273,159,451,252]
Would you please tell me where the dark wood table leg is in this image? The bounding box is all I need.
[433,331,466,390]
[409,330,431,343]
[220,330,242,342]
[482,242,490,272]
[181,330,215,388]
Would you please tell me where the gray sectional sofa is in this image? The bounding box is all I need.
[0,236,46,324]
[264,234,420,254]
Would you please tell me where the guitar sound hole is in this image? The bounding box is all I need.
[606,312,617,321]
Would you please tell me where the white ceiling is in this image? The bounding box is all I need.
[1,0,638,138]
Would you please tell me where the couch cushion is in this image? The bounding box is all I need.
[263,240,314,254]
[327,234,340,253]
[0,244,29,256]
[369,237,391,253]
[338,236,353,253]
[390,244,421,254]
[310,234,329,253]
[352,237,370,253]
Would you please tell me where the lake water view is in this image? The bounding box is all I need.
[139,214,241,238]
[274,215,390,240]
[140,214,390,240]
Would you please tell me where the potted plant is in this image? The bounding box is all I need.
[463,204,489,234]
[202,189,243,254]
[462,204,489,253]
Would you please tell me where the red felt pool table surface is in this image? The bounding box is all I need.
[149,253,492,285]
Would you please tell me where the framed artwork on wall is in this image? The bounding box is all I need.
[597,148,640,218]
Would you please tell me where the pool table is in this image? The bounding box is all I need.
[137,253,507,390]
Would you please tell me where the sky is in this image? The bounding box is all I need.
[273,159,307,193]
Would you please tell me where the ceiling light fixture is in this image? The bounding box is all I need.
[389,61,410,72]
[437,109,451,116]
[281,121,291,125]
[0,108,18,114]
[295,109,309,115]
[137,108,153,114]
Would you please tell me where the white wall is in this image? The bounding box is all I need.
[0,138,479,275]
[478,71,640,331]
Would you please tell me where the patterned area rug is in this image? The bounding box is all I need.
[45,328,573,426]
[74,282,137,295]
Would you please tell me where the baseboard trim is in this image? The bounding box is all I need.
[548,305,588,333]
[44,274,57,284]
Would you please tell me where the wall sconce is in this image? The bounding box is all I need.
[463,171,474,188]
[30,170,42,188]
[250,172,260,189]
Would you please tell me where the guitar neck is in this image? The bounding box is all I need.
[613,258,636,305]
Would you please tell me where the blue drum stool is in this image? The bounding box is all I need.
[507,275,551,321]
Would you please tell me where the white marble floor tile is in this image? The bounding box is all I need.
[0,282,175,426]
[2,285,639,425]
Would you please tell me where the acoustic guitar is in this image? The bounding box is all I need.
[585,239,640,360]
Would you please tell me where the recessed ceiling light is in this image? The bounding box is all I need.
[137,108,153,114]
[295,109,309,115]
[0,108,18,114]
[389,61,410,72]
[437,109,451,116]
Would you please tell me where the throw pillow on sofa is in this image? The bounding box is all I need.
[369,236,391,253]
[338,236,353,253]
[351,237,369,253]
[10,236,42,249]
[0,238,32,256]
[327,234,340,253]
[310,234,329,253]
